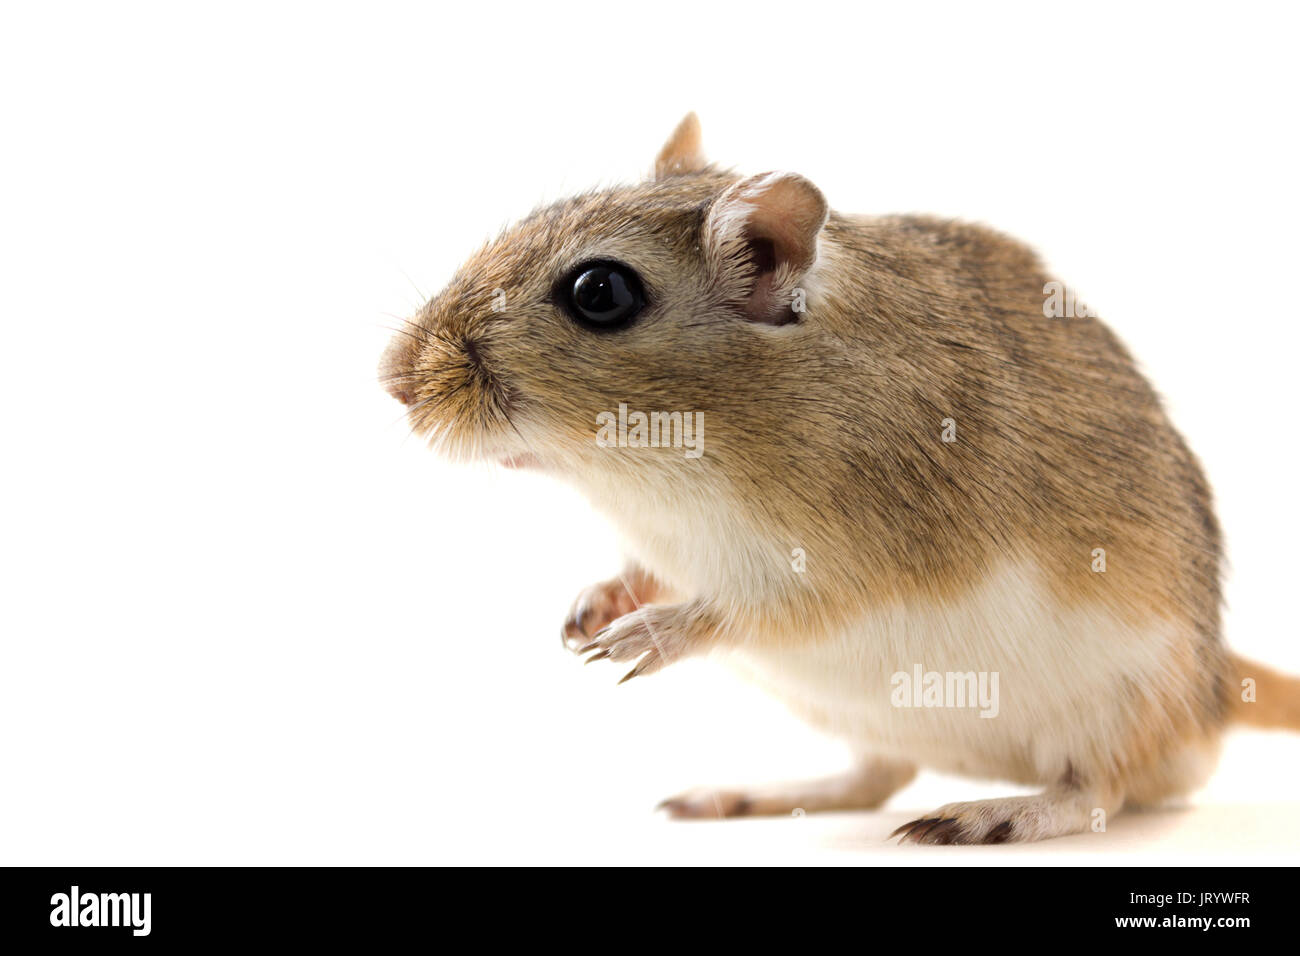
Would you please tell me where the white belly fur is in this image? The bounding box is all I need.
[728,561,1182,786]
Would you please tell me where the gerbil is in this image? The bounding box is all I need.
[379,113,1300,843]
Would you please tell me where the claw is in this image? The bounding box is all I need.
[911,818,950,842]
[984,820,1015,844]
[890,817,938,842]
[585,650,610,664]
[890,820,914,840]
[922,819,963,844]
[617,654,659,684]
[891,815,979,845]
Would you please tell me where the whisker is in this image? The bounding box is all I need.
[389,392,439,429]
[407,393,439,416]
[377,370,429,385]
[379,311,431,333]
[375,324,433,348]
[397,268,428,305]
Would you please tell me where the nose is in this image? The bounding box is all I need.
[385,382,414,406]
[378,334,418,405]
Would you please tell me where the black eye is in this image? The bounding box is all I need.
[563,262,645,330]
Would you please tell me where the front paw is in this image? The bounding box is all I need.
[575,605,699,683]
[561,575,641,652]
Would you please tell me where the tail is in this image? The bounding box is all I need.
[1228,653,1300,730]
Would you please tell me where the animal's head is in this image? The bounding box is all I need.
[379,114,830,484]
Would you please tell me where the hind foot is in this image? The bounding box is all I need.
[659,756,917,819]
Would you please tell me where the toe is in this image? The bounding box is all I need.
[658,791,751,819]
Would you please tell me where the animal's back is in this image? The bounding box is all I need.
[731,211,1231,798]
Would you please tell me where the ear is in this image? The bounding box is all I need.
[653,112,707,180]
[703,171,829,324]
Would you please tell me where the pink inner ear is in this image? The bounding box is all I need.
[743,234,794,325]
[745,180,823,275]
[706,171,828,324]
[746,235,777,275]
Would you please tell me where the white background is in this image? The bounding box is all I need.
[2,1,1298,865]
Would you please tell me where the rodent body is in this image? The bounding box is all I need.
[380,114,1297,843]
